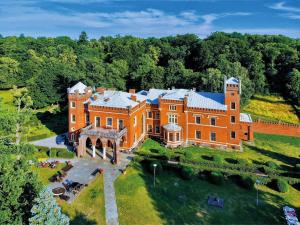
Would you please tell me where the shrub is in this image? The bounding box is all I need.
[266,161,278,170]
[209,172,224,185]
[27,134,49,142]
[225,158,238,164]
[48,148,57,158]
[213,155,223,164]
[184,151,193,161]
[36,146,50,153]
[238,158,251,165]
[295,164,300,172]
[276,179,289,193]
[149,161,163,175]
[133,156,144,162]
[181,166,195,180]
[56,150,75,159]
[240,176,255,190]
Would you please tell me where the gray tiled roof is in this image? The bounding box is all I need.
[68,82,87,94]
[226,77,239,85]
[138,88,227,110]
[240,113,252,123]
[88,90,146,109]
[163,123,182,131]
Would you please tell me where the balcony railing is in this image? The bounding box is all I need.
[80,125,127,139]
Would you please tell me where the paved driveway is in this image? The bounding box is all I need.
[31,134,73,150]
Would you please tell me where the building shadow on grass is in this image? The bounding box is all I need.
[136,161,291,225]
[70,212,97,225]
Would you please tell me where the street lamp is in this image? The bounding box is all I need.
[153,163,157,188]
[256,179,261,206]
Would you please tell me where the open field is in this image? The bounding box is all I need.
[242,95,300,124]
[58,175,106,225]
[115,162,300,225]
[0,89,67,141]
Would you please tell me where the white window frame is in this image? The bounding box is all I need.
[230,115,236,124]
[95,117,101,127]
[71,101,76,108]
[71,114,76,123]
[231,131,236,139]
[148,111,152,118]
[106,117,113,127]
[195,130,201,139]
[147,125,153,133]
[134,116,137,127]
[169,105,176,111]
[195,116,201,124]
[210,117,216,126]
[168,114,178,124]
[118,119,124,130]
[231,102,236,110]
[70,133,75,141]
[155,125,160,134]
[210,132,216,142]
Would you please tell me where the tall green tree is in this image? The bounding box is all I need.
[201,68,223,92]
[286,69,300,105]
[0,56,20,88]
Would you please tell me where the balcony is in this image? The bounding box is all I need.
[80,125,127,139]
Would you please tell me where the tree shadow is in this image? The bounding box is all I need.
[70,212,97,225]
[246,144,300,166]
[36,110,68,135]
[252,95,287,104]
[137,162,288,225]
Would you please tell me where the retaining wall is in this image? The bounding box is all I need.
[253,120,300,137]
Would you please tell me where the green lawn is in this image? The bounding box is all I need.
[115,162,300,225]
[58,175,106,225]
[242,95,300,124]
[140,133,300,169]
[0,89,67,141]
[31,163,66,185]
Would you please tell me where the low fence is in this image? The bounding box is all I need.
[253,119,300,137]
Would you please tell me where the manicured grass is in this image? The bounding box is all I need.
[58,175,106,225]
[243,95,299,124]
[31,163,66,186]
[115,163,300,225]
[140,133,300,169]
[0,89,67,141]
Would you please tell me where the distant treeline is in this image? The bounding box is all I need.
[0,32,299,108]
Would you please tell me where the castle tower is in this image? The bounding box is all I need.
[67,82,92,143]
[224,77,241,148]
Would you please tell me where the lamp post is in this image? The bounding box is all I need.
[256,179,261,206]
[153,163,157,188]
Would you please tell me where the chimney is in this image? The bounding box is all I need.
[129,89,135,94]
[131,94,137,101]
[96,87,106,94]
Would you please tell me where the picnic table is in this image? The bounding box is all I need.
[208,196,224,208]
[52,187,66,196]
[62,164,73,172]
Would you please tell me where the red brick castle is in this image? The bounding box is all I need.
[68,77,253,163]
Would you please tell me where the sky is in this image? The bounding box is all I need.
[0,0,300,39]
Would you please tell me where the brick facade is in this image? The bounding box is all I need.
[68,78,253,159]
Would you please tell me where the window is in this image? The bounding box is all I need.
[231,116,236,123]
[176,133,180,141]
[169,105,176,111]
[169,133,174,142]
[168,114,178,124]
[106,117,112,126]
[71,101,76,108]
[148,111,152,118]
[155,125,160,134]
[155,112,160,119]
[147,125,153,133]
[210,132,216,142]
[95,117,100,127]
[71,114,76,123]
[231,102,236,110]
[118,119,124,130]
[231,92,235,96]
[70,133,75,141]
[195,131,201,139]
[231,131,236,139]
[85,114,90,125]
[134,116,137,127]
[195,116,201,124]
[210,117,216,126]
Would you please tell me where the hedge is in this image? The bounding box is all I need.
[276,179,289,193]
[181,166,195,180]
[213,155,223,164]
[27,134,49,142]
[240,176,255,190]
[267,161,278,170]
[149,161,163,175]
[56,150,75,159]
[209,171,224,185]
[295,164,300,172]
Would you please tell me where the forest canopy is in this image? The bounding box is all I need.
[0,31,299,108]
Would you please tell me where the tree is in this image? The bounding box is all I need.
[0,56,20,88]
[105,59,128,90]
[29,189,69,225]
[0,144,40,225]
[286,69,300,105]
[201,68,223,92]
[78,31,88,44]
[13,86,33,144]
